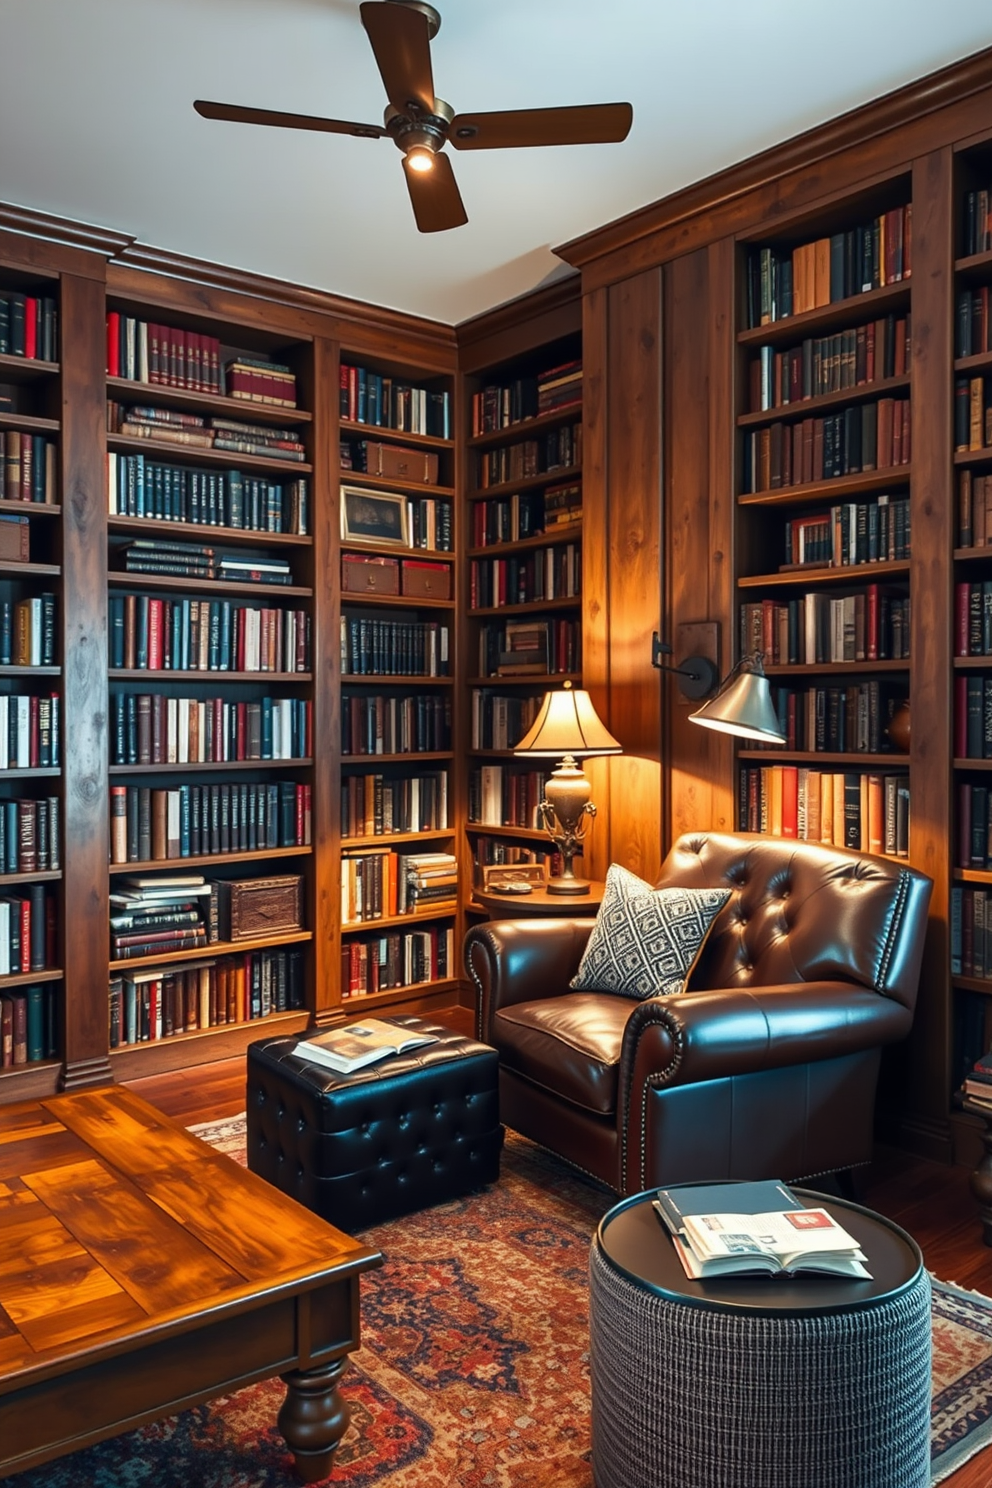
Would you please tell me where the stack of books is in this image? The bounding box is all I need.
[962,1050,992,1108]
[537,359,582,414]
[497,619,549,676]
[119,539,293,586]
[109,874,213,961]
[107,402,307,463]
[224,357,297,408]
[400,852,458,914]
[543,481,582,529]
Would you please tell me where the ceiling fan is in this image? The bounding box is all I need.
[194,0,633,233]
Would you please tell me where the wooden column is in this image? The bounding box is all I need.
[60,270,111,1089]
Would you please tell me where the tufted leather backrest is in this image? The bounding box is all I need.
[656,832,932,1012]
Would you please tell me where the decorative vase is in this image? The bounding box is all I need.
[887,702,910,754]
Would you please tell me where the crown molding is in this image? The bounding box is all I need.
[556,43,992,271]
[0,202,133,258]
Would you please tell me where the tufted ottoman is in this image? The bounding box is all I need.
[246,1015,503,1229]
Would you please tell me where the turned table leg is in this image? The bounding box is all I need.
[279,1357,351,1483]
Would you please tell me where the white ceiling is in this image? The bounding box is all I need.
[2,1,992,326]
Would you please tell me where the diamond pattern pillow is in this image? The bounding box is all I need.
[570,864,730,1000]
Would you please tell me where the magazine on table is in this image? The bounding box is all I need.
[656,1200,871,1279]
[295,1019,437,1074]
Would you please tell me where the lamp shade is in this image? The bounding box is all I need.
[514,683,622,758]
[688,664,786,744]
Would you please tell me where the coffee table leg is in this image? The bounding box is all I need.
[279,1357,350,1483]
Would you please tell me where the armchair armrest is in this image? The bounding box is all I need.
[464,918,595,1041]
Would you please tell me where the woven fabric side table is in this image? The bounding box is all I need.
[589,1189,932,1488]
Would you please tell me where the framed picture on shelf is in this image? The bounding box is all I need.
[341,485,409,546]
[480,862,548,893]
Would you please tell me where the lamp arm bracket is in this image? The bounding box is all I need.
[650,632,719,700]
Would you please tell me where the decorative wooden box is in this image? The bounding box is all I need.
[341,554,400,595]
[217,875,303,942]
[358,440,439,485]
[401,559,451,600]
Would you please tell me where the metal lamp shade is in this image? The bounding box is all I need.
[688,666,786,744]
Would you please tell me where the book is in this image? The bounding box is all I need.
[664,1204,872,1279]
[654,1178,802,1241]
[293,1017,437,1074]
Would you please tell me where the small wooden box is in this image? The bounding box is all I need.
[0,515,29,563]
[401,559,451,600]
[342,554,400,595]
[217,875,303,942]
[360,440,439,485]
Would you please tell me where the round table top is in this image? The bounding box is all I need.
[473,881,605,916]
[597,1185,923,1317]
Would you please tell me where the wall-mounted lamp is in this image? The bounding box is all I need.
[651,632,787,745]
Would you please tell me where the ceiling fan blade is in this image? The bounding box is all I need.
[194,99,385,139]
[449,102,633,151]
[360,2,435,116]
[402,151,467,233]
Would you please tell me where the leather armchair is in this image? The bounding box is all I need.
[464,832,933,1196]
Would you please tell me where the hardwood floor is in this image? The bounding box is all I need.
[125,1008,992,1488]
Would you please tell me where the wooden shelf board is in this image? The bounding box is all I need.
[0,560,60,577]
[0,665,60,677]
[339,419,453,451]
[0,767,60,780]
[954,868,992,883]
[340,751,453,765]
[737,373,910,429]
[763,660,910,676]
[736,281,911,348]
[738,559,909,589]
[0,498,59,518]
[341,910,457,932]
[954,546,992,562]
[469,596,580,618]
[466,673,581,687]
[737,467,911,507]
[337,468,455,499]
[108,434,313,478]
[0,354,58,382]
[0,411,59,433]
[737,749,909,763]
[467,403,583,451]
[955,449,992,467]
[955,759,992,771]
[108,516,312,549]
[954,351,992,375]
[340,829,454,848]
[339,977,461,1009]
[0,1061,61,1098]
[954,247,992,277]
[464,822,549,840]
[342,536,453,559]
[107,376,313,426]
[110,927,313,973]
[469,464,581,502]
[109,670,311,683]
[110,758,312,775]
[340,590,454,611]
[107,572,312,599]
[955,656,992,668]
[110,846,311,875]
[0,870,61,886]
[0,968,62,989]
[341,673,452,686]
[953,975,992,995]
[467,525,582,558]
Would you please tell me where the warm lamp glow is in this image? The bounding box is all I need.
[406,146,435,173]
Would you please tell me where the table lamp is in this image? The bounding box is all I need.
[513,681,622,894]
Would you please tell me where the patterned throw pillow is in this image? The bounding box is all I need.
[570,864,730,1000]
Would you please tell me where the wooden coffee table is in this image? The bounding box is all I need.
[0,1085,382,1482]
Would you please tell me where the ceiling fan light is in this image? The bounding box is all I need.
[406,145,435,172]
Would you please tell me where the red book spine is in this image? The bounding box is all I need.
[867,583,879,661]
[147,598,163,671]
[106,311,121,376]
[956,582,971,656]
[20,897,30,974]
[29,696,39,767]
[781,765,799,839]
[303,783,312,844]
[23,298,37,360]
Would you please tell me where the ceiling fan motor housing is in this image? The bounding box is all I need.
[385,97,452,157]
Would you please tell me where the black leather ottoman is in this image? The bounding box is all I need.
[246,1015,503,1230]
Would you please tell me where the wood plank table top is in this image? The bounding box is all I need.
[0,1084,382,1481]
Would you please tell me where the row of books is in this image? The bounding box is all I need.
[476,423,580,489]
[109,595,310,674]
[108,945,305,1047]
[954,375,992,452]
[956,286,992,358]
[340,848,458,924]
[107,402,307,464]
[738,766,910,857]
[955,581,992,656]
[0,595,57,668]
[108,452,308,534]
[955,676,992,759]
[470,835,561,874]
[956,783,992,870]
[1,985,57,1067]
[470,360,582,435]
[0,796,59,874]
[470,690,542,751]
[952,889,992,983]
[110,871,298,960]
[468,765,551,829]
[340,770,449,839]
[339,364,451,438]
[957,470,992,549]
[770,682,901,755]
[1,432,57,504]
[339,616,450,677]
[0,884,54,975]
[469,545,581,609]
[109,781,311,864]
[781,496,910,570]
[740,588,911,668]
[118,538,293,587]
[962,189,992,258]
[742,397,911,494]
[746,313,910,413]
[953,994,992,1094]
[110,694,312,766]
[470,482,582,549]
[107,313,223,393]
[340,924,454,997]
[341,693,451,756]
[478,617,581,678]
[0,694,60,770]
[336,477,453,552]
[744,208,912,327]
[0,294,57,361]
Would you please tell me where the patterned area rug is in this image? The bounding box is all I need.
[4,1115,991,1487]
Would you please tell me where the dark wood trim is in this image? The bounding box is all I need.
[0,205,132,270]
[456,276,582,371]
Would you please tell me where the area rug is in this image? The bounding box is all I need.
[3,1116,990,1488]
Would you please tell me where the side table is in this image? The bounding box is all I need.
[472,880,604,917]
[589,1186,931,1488]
